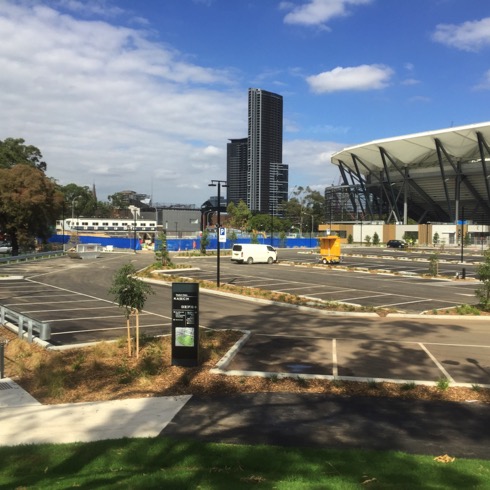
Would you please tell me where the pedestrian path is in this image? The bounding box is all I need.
[0,378,191,446]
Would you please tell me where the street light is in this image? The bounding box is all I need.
[71,196,80,219]
[209,179,227,288]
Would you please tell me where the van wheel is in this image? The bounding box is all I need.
[247,257,254,264]
[322,258,328,265]
[267,257,273,264]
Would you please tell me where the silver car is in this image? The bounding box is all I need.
[0,242,12,253]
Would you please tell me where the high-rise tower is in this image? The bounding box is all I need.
[247,88,284,214]
[226,138,248,206]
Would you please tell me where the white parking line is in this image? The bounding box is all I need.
[419,343,455,382]
[274,285,337,292]
[341,293,392,301]
[7,299,101,307]
[23,306,118,313]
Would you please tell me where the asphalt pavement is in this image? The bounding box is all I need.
[1,378,489,459]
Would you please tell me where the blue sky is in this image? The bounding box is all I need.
[1,0,490,206]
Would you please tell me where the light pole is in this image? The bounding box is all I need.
[209,179,227,288]
[71,196,79,219]
[134,211,137,252]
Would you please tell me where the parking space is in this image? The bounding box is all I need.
[1,254,488,387]
[0,278,170,345]
[225,334,490,386]
[171,260,473,313]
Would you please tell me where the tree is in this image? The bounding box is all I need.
[109,263,154,358]
[59,183,99,218]
[226,200,252,231]
[372,232,380,246]
[476,249,490,310]
[155,231,173,267]
[433,232,440,246]
[0,165,63,255]
[280,186,326,236]
[428,252,439,276]
[0,138,47,171]
[200,229,210,254]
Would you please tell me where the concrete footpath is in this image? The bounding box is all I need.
[1,378,489,459]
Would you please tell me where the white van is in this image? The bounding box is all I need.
[231,244,277,264]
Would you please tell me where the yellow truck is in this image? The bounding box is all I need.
[318,236,342,264]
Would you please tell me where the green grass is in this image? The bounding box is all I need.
[0,437,489,489]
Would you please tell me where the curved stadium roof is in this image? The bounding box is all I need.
[330,122,490,225]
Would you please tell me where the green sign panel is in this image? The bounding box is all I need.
[171,283,199,366]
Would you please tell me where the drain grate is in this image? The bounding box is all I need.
[0,383,13,390]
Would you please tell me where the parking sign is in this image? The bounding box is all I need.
[219,227,226,243]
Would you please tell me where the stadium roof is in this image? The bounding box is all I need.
[331,121,490,172]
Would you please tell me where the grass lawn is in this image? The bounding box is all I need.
[1,437,489,489]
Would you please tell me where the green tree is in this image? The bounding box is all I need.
[348,234,353,244]
[372,232,380,246]
[476,249,490,310]
[365,235,372,246]
[248,213,270,234]
[109,263,154,357]
[155,231,173,267]
[200,229,210,254]
[433,232,440,246]
[226,200,252,231]
[0,165,63,255]
[428,253,439,276]
[280,186,326,236]
[59,183,99,218]
[0,138,47,171]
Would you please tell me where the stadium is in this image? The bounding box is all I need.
[323,121,490,247]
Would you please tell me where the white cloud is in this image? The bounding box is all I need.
[0,2,245,205]
[284,139,345,188]
[432,17,490,52]
[306,64,394,93]
[474,69,490,90]
[282,0,372,27]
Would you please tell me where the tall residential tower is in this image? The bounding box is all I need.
[227,88,288,214]
[247,88,284,214]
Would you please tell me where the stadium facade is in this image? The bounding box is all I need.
[329,122,490,227]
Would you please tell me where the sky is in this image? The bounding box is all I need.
[1,0,490,207]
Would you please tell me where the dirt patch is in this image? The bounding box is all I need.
[2,326,488,406]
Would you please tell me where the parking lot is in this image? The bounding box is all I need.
[0,253,489,387]
[171,252,480,314]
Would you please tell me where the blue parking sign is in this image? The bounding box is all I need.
[219,227,226,243]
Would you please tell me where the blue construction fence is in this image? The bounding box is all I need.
[159,236,318,252]
[50,234,318,252]
[49,235,142,250]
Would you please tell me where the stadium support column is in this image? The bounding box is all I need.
[403,167,408,224]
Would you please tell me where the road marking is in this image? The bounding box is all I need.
[419,343,455,382]
[22,306,118,313]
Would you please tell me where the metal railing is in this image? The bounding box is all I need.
[0,306,51,342]
[0,250,65,265]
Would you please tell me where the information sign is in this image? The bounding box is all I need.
[219,227,226,243]
[171,283,199,366]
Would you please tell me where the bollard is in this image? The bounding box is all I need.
[462,268,466,280]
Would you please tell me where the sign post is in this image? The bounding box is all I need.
[171,283,199,366]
